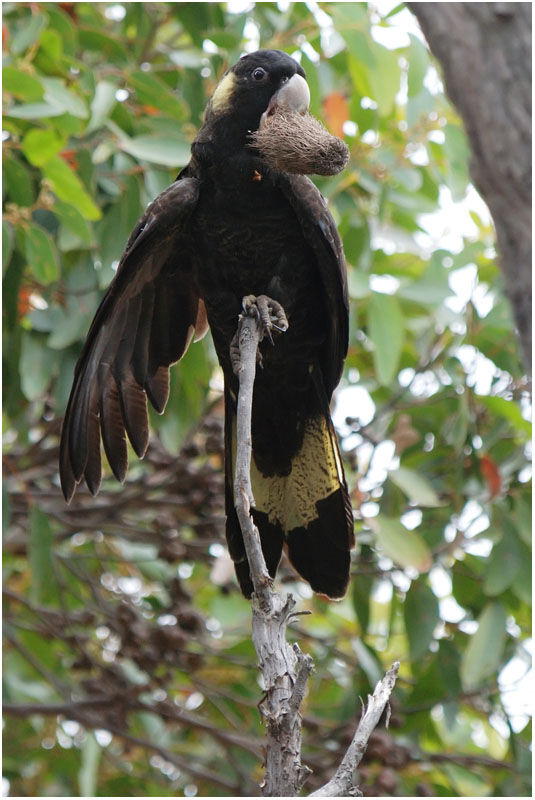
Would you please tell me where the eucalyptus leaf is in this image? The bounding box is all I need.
[460,602,506,690]
[21,128,66,167]
[368,291,404,385]
[78,734,101,797]
[42,156,101,221]
[19,333,58,400]
[28,507,59,606]
[3,157,35,206]
[11,13,46,54]
[371,515,432,572]
[5,101,64,119]
[42,77,88,119]
[389,466,442,507]
[118,134,191,167]
[403,579,440,660]
[23,224,59,284]
[484,530,521,596]
[2,66,44,101]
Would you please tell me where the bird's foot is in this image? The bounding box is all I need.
[241,294,288,345]
[230,295,288,374]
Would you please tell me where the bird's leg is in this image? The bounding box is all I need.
[242,294,289,344]
[231,295,288,374]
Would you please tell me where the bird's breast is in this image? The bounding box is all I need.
[192,176,311,299]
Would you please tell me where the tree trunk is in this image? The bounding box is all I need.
[408,2,532,370]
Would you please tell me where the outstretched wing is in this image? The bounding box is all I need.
[276,172,349,398]
[60,176,206,502]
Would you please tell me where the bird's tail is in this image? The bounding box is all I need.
[224,386,354,599]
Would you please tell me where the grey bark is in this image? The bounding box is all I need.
[310,661,400,797]
[233,310,313,796]
[233,310,399,796]
[409,2,532,370]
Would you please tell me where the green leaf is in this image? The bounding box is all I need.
[460,602,507,690]
[484,529,521,596]
[372,515,432,572]
[46,6,77,57]
[21,128,66,167]
[513,495,532,546]
[403,579,439,660]
[352,573,374,636]
[389,467,442,507]
[78,28,129,63]
[47,309,91,349]
[476,394,531,439]
[407,34,430,98]
[23,224,59,284]
[3,157,35,207]
[204,28,242,49]
[78,733,101,797]
[3,221,15,272]
[11,12,46,54]
[443,123,470,200]
[351,638,384,688]
[42,156,101,221]
[436,639,462,696]
[38,28,62,60]
[511,550,531,605]
[2,67,44,101]
[347,268,371,299]
[87,81,117,132]
[5,101,65,119]
[41,77,88,119]
[28,507,59,606]
[398,279,451,305]
[367,291,404,385]
[19,332,58,401]
[53,200,93,245]
[368,44,400,115]
[118,134,191,167]
[442,764,492,797]
[129,71,185,120]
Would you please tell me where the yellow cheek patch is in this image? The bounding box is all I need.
[211,72,235,112]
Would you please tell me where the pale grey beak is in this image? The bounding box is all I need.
[259,73,310,129]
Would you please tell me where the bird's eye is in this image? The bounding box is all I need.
[252,67,267,81]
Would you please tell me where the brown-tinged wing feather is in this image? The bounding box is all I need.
[275,173,349,397]
[60,177,203,502]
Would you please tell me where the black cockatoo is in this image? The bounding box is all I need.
[60,49,354,598]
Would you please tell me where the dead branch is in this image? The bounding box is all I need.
[233,309,402,797]
[233,308,313,795]
[310,662,400,796]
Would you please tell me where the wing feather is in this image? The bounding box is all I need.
[60,177,200,501]
[276,173,349,396]
[99,367,128,482]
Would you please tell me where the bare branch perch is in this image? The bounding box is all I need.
[233,308,402,797]
[233,306,312,796]
[233,311,273,612]
[310,661,400,797]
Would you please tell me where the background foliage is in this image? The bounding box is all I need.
[3,2,531,797]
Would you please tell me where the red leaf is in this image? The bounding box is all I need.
[480,454,502,499]
[17,287,32,320]
[322,92,349,138]
[60,149,78,169]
